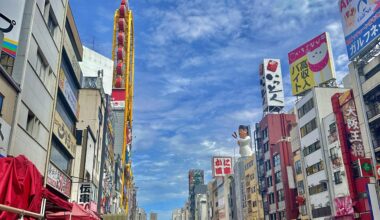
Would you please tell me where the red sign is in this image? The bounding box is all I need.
[212,156,233,177]
[376,165,380,179]
[47,163,71,197]
[339,91,365,160]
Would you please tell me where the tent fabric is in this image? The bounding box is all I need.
[0,155,44,220]
[46,203,100,220]
[43,188,73,212]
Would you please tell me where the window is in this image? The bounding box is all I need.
[252,201,257,207]
[47,12,57,36]
[308,182,327,195]
[265,160,271,171]
[279,211,285,219]
[329,122,337,133]
[269,213,277,220]
[273,154,280,167]
[267,176,273,187]
[56,94,76,133]
[334,171,342,184]
[264,142,269,153]
[36,51,49,79]
[300,118,317,137]
[0,93,3,115]
[297,180,305,194]
[277,189,284,201]
[295,160,302,175]
[303,141,321,156]
[275,171,282,184]
[262,127,268,139]
[268,192,275,204]
[298,98,314,118]
[26,110,40,138]
[312,206,331,218]
[306,161,324,176]
[50,137,72,174]
[0,52,15,75]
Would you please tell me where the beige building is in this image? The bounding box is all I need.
[150,212,158,220]
[207,175,234,220]
[244,155,264,220]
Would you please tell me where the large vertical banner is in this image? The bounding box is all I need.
[288,32,336,95]
[260,59,285,111]
[339,0,380,60]
[0,0,25,61]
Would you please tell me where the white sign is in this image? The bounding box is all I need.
[0,0,26,58]
[78,182,93,204]
[260,59,285,111]
[0,118,11,157]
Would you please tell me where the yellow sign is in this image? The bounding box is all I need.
[288,32,335,95]
[53,111,76,155]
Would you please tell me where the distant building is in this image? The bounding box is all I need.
[207,175,235,220]
[135,208,147,220]
[188,169,204,220]
[244,154,264,220]
[150,212,157,220]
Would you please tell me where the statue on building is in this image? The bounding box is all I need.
[232,125,253,157]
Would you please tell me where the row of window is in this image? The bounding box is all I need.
[308,182,327,195]
[306,161,324,176]
[298,98,314,118]
[303,141,321,156]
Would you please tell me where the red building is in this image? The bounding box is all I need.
[255,113,298,220]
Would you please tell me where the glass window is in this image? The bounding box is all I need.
[47,12,57,36]
[56,94,76,133]
[300,118,317,137]
[0,52,15,75]
[334,171,342,184]
[277,189,284,201]
[306,161,324,176]
[308,182,328,195]
[275,171,281,184]
[273,154,281,167]
[297,180,305,194]
[264,142,269,153]
[298,99,314,118]
[0,93,3,114]
[267,176,273,187]
[295,160,302,175]
[51,137,72,174]
[303,141,321,156]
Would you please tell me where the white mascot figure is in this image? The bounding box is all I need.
[307,42,330,85]
[234,125,253,157]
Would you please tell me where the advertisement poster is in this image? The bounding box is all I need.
[260,59,285,110]
[212,156,233,177]
[339,0,380,59]
[0,0,25,59]
[288,32,336,95]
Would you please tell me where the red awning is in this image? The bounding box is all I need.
[43,188,73,212]
[0,155,44,219]
[46,203,100,220]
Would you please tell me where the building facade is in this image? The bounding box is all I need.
[188,169,204,220]
[244,155,264,220]
[255,113,298,220]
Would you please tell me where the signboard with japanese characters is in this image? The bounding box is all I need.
[53,112,76,155]
[59,69,78,117]
[78,182,93,204]
[338,90,365,160]
[47,163,71,197]
[339,0,380,60]
[212,156,233,177]
[0,118,11,158]
[288,32,336,95]
[260,59,285,111]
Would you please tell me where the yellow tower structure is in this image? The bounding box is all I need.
[111,0,135,214]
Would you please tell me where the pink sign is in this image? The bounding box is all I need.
[212,156,233,177]
[334,196,354,217]
[47,163,71,197]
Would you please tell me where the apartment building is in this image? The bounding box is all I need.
[207,175,235,220]
[244,155,264,220]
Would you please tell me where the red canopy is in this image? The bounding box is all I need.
[46,203,100,220]
[0,155,44,219]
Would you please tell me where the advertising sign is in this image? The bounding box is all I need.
[59,69,78,117]
[358,158,374,177]
[53,112,76,154]
[376,165,380,179]
[338,90,365,160]
[288,32,336,95]
[47,163,71,197]
[334,196,354,217]
[260,59,285,111]
[0,0,25,59]
[78,182,95,204]
[212,156,233,177]
[0,118,11,157]
[339,0,380,60]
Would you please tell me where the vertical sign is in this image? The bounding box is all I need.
[338,90,365,160]
[288,32,336,95]
[339,0,380,60]
[78,182,92,204]
[260,59,285,111]
[212,157,233,177]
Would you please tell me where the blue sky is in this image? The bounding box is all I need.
[70,0,349,219]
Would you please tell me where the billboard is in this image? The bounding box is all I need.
[0,0,25,58]
[212,156,233,177]
[288,32,336,95]
[339,0,380,60]
[260,59,285,111]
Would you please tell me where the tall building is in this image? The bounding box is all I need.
[244,155,264,220]
[233,157,247,220]
[150,212,158,220]
[195,194,207,220]
[188,169,204,220]
[207,175,235,220]
[111,0,135,215]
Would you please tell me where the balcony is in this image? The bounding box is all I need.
[367,102,380,122]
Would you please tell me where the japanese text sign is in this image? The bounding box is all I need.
[212,156,233,177]
[78,183,92,204]
[47,163,71,197]
[260,59,285,110]
[339,0,380,60]
[288,32,335,95]
[339,90,365,160]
